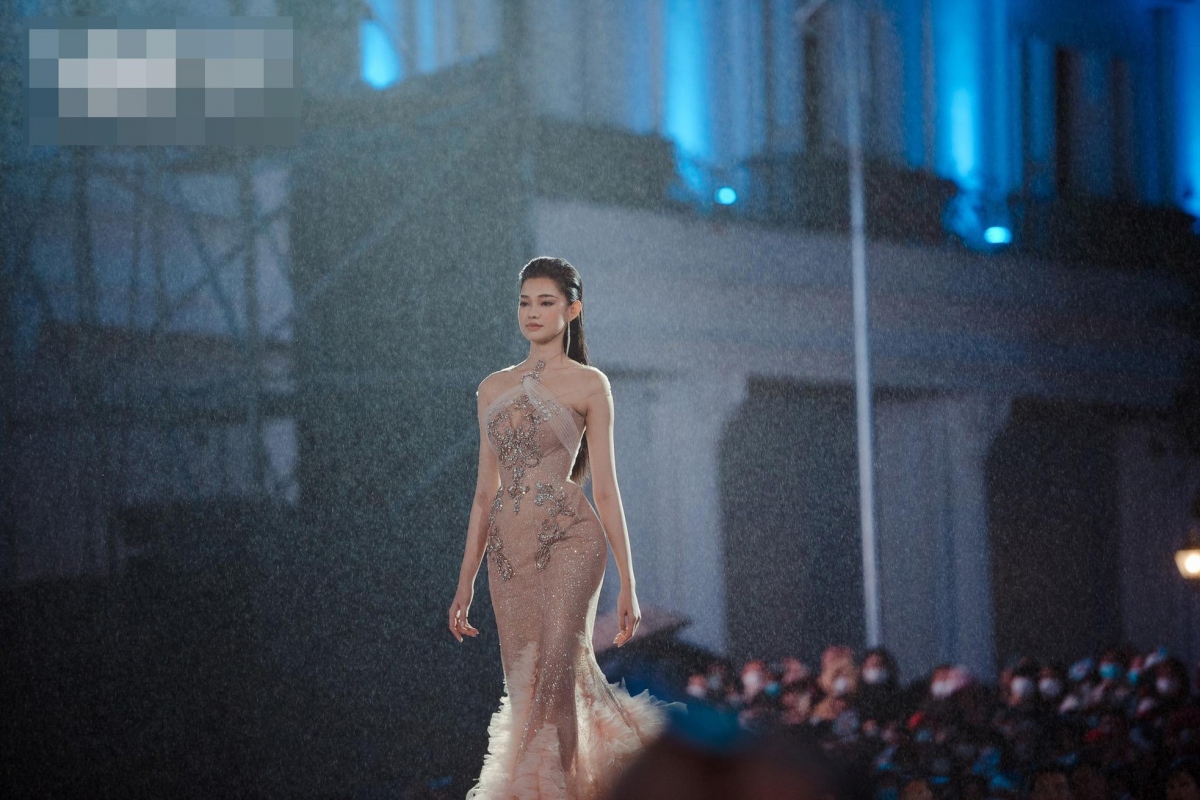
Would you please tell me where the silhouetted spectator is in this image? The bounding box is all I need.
[859,647,905,732]
[1025,764,1072,800]
[1164,756,1200,800]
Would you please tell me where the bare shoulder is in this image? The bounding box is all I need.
[476,367,516,404]
[574,364,612,400]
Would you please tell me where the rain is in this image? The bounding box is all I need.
[2,1,1200,798]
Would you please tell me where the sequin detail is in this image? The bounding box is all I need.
[485,487,513,581]
[534,480,576,570]
[484,358,584,578]
[486,359,550,515]
[521,361,544,381]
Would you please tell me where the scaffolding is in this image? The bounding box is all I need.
[0,0,533,587]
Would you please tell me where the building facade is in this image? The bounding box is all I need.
[4,0,1199,682]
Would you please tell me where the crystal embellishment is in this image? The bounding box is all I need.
[485,487,513,580]
[534,480,576,571]
[486,358,548,516]
[484,359,578,577]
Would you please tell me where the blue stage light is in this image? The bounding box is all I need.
[360,20,400,89]
[665,0,710,195]
[715,187,737,205]
[983,226,1012,245]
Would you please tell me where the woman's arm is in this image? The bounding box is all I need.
[585,371,634,588]
[448,380,501,642]
[459,381,502,588]
[584,370,641,646]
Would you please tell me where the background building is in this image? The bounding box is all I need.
[2,0,1199,795]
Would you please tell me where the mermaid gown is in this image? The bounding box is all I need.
[466,359,681,799]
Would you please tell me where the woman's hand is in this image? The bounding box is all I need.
[614,584,641,648]
[448,585,480,643]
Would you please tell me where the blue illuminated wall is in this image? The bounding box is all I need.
[623,0,657,135]
[416,0,438,74]
[1175,6,1200,216]
[933,0,985,190]
[354,0,1200,221]
[358,0,490,89]
[906,0,1200,216]
[663,0,713,194]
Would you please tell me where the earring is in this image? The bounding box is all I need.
[565,318,571,354]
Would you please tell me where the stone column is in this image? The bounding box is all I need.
[1117,424,1200,662]
[612,370,748,655]
[875,393,1011,681]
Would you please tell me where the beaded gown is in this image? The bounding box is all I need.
[466,359,680,800]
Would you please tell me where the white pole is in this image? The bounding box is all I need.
[840,0,881,648]
[795,0,881,649]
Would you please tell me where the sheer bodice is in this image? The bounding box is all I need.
[481,360,589,580]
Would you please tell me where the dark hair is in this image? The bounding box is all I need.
[1166,756,1200,794]
[607,727,841,800]
[1024,764,1069,797]
[518,256,591,484]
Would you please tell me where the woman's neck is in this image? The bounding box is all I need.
[523,349,569,370]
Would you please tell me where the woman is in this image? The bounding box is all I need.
[450,257,681,799]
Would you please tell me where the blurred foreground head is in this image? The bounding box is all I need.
[604,728,838,800]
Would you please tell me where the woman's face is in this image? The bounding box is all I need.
[1166,769,1200,800]
[520,277,577,346]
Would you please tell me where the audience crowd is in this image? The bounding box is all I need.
[675,645,1200,800]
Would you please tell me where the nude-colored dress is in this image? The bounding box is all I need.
[466,359,680,799]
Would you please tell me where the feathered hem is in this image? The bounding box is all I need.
[466,642,681,799]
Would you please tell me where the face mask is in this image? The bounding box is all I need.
[931,679,951,699]
[832,675,851,696]
[764,680,781,698]
[1128,668,1141,685]
[1099,662,1122,681]
[1157,677,1180,697]
[863,666,889,685]
[686,682,707,699]
[742,671,763,692]
[1011,676,1034,700]
[707,674,722,691]
[1038,678,1063,698]
[1137,696,1157,716]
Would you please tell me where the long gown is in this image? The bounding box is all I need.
[466,359,682,800]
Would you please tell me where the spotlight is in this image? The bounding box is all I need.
[944,190,1013,252]
[1178,489,1200,582]
[1179,549,1200,578]
[715,186,737,205]
[984,226,1012,245]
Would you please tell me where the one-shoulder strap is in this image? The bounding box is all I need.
[523,376,582,455]
[482,384,524,421]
